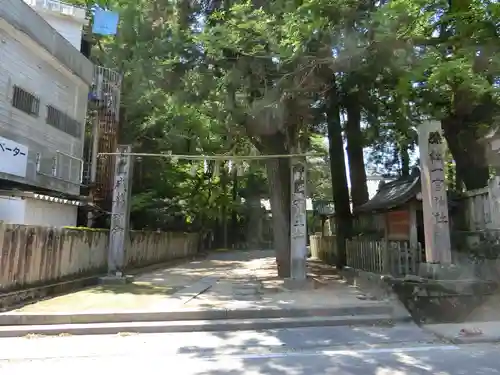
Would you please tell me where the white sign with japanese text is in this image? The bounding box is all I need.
[0,136,28,178]
[418,121,451,264]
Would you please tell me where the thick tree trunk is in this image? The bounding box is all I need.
[265,156,291,277]
[245,195,264,250]
[435,0,491,191]
[326,81,352,268]
[344,92,369,208]
[455,167,464,192]
[257,131,293,277]
[442,117,490,190]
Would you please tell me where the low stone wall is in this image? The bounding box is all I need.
[0,223,199,292]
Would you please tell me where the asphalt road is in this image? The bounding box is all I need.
[1,324,499,374]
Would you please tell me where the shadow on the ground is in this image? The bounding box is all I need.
[309,257,500,325]
[172,325,500,375]
[85,282,180,296]
[87,251,276,296]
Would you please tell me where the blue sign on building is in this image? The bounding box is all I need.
[92,9,119,36]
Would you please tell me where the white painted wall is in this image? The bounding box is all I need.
[0,196,26,224]
[23,0,87,50]
[23,199,77,227]
[0,195,77,226]
[39,14,85,51]
[0,23,88,195]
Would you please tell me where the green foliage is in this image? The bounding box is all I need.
[67,0,499,237]
[308,135,332,200]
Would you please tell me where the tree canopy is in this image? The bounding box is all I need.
[73,0,499,276]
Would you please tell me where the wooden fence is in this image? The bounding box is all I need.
[456,176,500,232]
[346,238,424,276]
[459,187,492,231]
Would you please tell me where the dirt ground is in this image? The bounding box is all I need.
[14,281,180,313]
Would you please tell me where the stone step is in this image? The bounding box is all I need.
[0,314,395,338]
[0,303,393,326]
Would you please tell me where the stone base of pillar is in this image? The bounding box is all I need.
[99,274,134,285]
[283,277,310,290]
[418,262,464,280]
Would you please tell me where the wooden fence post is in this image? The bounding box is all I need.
[383,214,390,274]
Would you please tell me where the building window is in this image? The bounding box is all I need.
[46,105,82,138]
[11,85,40,116]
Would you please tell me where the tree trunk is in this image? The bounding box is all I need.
[326,81,352,268]
[445,153,456,190]
[455,169,464,192]
[442,117,490,190]
[245,195,264,250]
[400,144,410,177]
[265,156,291,277]
[344,92,369,208]
[258,131,293,277]
[435,0,491,191]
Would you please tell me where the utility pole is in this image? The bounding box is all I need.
[106,144,133,280]
[290,155,308,283]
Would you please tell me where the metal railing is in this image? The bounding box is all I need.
[35,150,84,186]
[91,66,122,120]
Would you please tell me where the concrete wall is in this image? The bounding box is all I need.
[0,196,26,224]
[42,15,84,51]
[0,193,81,226]
[24,0,87,50]
[0,223,200,292]
[23,199,78,227]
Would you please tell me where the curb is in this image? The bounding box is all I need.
[0,314,395,337]
[421,328,500,345]
[421,324,500,345]
[0,303,392,326]
[448,336,500,344]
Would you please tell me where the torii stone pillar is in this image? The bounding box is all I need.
[418,121,452,265]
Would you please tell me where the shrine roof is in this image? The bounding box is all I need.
[354,169,421,213]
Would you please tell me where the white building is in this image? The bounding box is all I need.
[22,0,88,50]
[0,0,93,226]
